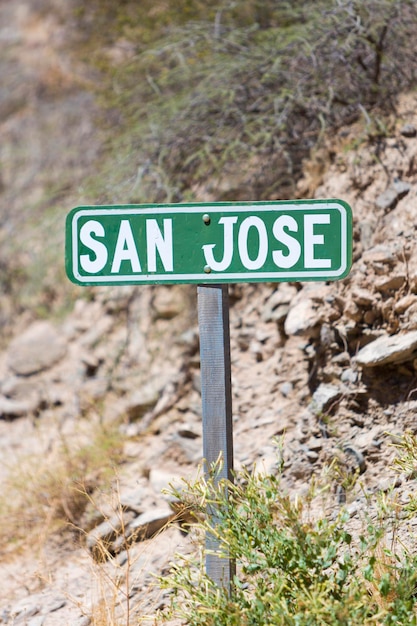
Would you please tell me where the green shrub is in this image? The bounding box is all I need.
[159,460,417,625]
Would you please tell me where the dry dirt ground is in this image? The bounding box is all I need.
[2,2,417,625]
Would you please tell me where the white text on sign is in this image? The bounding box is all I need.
[78,213,332,274]
[202,214,331,272]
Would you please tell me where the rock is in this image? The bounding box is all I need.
[119,487,146,515]
[279,381,293,397]
[0,377,42,418]
[73,618,91,626]
[284,298,323,337]
[320,324,336,348]
[351,427,383,453]
[289,458,312,480]
[0,396,37,419]
[331,351,350,365]
[7,322,67,376]
[304,437,323,452]
[86,511,136,560]
[400,123,417,137]
[342,444,366,474]
[262,286,297,323]
[9,598,40,623]
[355,330,417,367]
[374,274,406,292]
[395,294,417,314]
[362,243,402,265]
[8,593,67,626]
[309,384,342,415]
[351,288,374,307]
[148,468,184,498]
[341,368,358,384]
[152,287,185,319]
[363,310,378,325]
[123,507,174,544]
[375,180,411,212]
[28,617,45,626]
[178,424,201,439]
[123,386,160,422]
[263,303,290,324]
[344,299,362,322]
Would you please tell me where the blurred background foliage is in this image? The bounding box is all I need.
[73,0,417,204]
[0,0,416,332]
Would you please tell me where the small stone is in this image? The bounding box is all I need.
[376,188,400,212]
[305,449,319,462]
[320,324,335,348]
[263,303,290,324]
[0,396,36,419]
[395,294,417,314]
[44,597,66,613]
[400,123,417,137]
[87,511,136,560]
[284,298,323,337]
[362,243,400,265]
[73,618,91,626]
[331,351,350,365]
[374,274,406,292]
[305,437,323,452]
[375,181,411,212]
[178,425,201,439]
[124,507,174,544]
[262,286,297,322]
[119,487,145,515]
[341,368,358,384]
[393,179,412,195]
[7,321,67,376]
[355,331,417,367]
[343,445,366,474]
[363,310,378,325]
[149,469,184,498]
[290,459,311,480]
[28,618,45,626]
[152,287,185,319]
[124,387,160,422]
[279,382,293,397]
[378,477,399,492]
[9,600,40,623]
[346,502,358,517]
[344,299,362,322]
[352,288,374,307]
[309,384,342,415]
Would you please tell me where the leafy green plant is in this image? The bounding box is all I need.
[158,460,417,625]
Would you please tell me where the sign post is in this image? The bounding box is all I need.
[198,283,235,589]
[66,199,352,593]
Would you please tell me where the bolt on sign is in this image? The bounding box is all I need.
[65,200,352,285]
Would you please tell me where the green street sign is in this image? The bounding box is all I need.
[65,200,352,285]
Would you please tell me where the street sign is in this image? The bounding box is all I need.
[65,200,352,285]
[65,197,353,593]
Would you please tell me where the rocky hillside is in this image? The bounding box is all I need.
[1,1,417,625]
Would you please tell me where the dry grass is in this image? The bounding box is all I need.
[0,422,124,556]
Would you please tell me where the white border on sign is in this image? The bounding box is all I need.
[71,203,349,282]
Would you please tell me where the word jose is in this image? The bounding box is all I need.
[66,200,352,285]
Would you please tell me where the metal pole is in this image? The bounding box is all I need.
[197,284,235,592]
